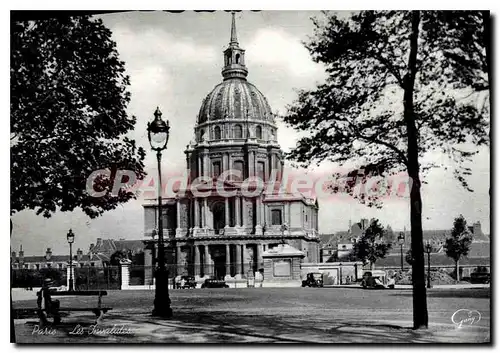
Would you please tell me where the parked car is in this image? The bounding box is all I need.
[179,276,197,289]
[361,270,387,289]
[470,266,490,284]
[201,278,229,288]
[302,272,324,287]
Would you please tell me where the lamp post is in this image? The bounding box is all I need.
[148,107,172,318]
[339,263,343,285]
[398,232,405,271]
[425,241,432,289]
[66,229,75,291]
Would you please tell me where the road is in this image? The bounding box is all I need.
[13,287,490,343]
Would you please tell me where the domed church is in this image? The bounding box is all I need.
[143,13,320,282]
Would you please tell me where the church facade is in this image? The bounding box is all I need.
[143,14,320,282]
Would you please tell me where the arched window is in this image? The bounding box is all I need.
[234,124,243,139]
[214,126,221,140]
[235,53,240,64]
[212,161,221,178]
[233,161,244,181]
[199,129,205,141]
[256,125,262,139]
[257,161,265,182]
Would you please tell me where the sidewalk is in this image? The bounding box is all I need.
[14,307,490,343]
[326,284,490,290]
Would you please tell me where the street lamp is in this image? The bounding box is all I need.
[148,107,172,318]
[66,229,75,291]
[398,232,405,271]
[425,241,432,289]
[339,263,343,285]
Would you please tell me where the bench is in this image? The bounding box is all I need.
[36,290,112,325]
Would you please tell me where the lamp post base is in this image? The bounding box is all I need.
[152,268,172,318]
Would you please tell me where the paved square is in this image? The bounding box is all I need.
[13,287,490,343]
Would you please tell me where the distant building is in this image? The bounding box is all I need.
[10,246,106,270]
[10,237,147,270]
[320,219,490,266]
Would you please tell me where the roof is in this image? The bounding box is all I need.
[12,254,96,264]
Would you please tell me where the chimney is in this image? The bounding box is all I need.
[96,238,102,246]
[77,248,83,261]
[19,245,24,263]
[45,248,52,261]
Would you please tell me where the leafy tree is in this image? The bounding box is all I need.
[444,215,473,283]
[11,15,146,219]
[351,219,392,270]
[110,250,129,266]
[285,11,488,329]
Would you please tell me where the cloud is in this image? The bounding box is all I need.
[111,26,218,66]
[246,27,324,79]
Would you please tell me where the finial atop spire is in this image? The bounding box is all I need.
[230,11,238,45]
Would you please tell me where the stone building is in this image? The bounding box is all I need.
[143,13,320,282]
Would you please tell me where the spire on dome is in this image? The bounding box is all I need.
[222,11,248,80]
[230,11,238,45]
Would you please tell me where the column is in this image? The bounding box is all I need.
[197,155,202,178]
[235,196,241,227]
[202,198,208,228]
[224,197,230,227]
[256,243,264,269]
[204,245,213,276]
[176,199,182,235]
[255,197,263,235]
[177,246,183,275]
[204,153,210,178]
[194,245,201,276]
[242,198,248,228]
[194,198,200,228]
[225,244,231,277]
[120,260,132,290]
[235,243,242,278]
[242,245,250,276]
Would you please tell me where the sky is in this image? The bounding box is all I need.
[10,10,490,256]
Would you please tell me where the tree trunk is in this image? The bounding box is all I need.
[404,11,428,330]
[456,260,460,283]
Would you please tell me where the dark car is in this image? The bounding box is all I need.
[201,278,229,288]
[470,266,490,284]
[302,272,324,287]
[361,271,386,289]
[180,276,197,289]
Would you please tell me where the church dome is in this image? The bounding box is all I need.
[197,79,275,124]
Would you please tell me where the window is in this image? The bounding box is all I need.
[256,125,262,139]
[234,124,242,138]
[257,161,265,181]
[47,263,52,268]
[80,263,84,268]
[35,264,40,270]
[214,126,221,140]
[58,263,63,269]
[233,161,244,181]
[91,262,95,267]
[199,129,205,141]
[235,53,240,64]
[271,209,282,225]
[24,264,29,269]
[212,161,221,178]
